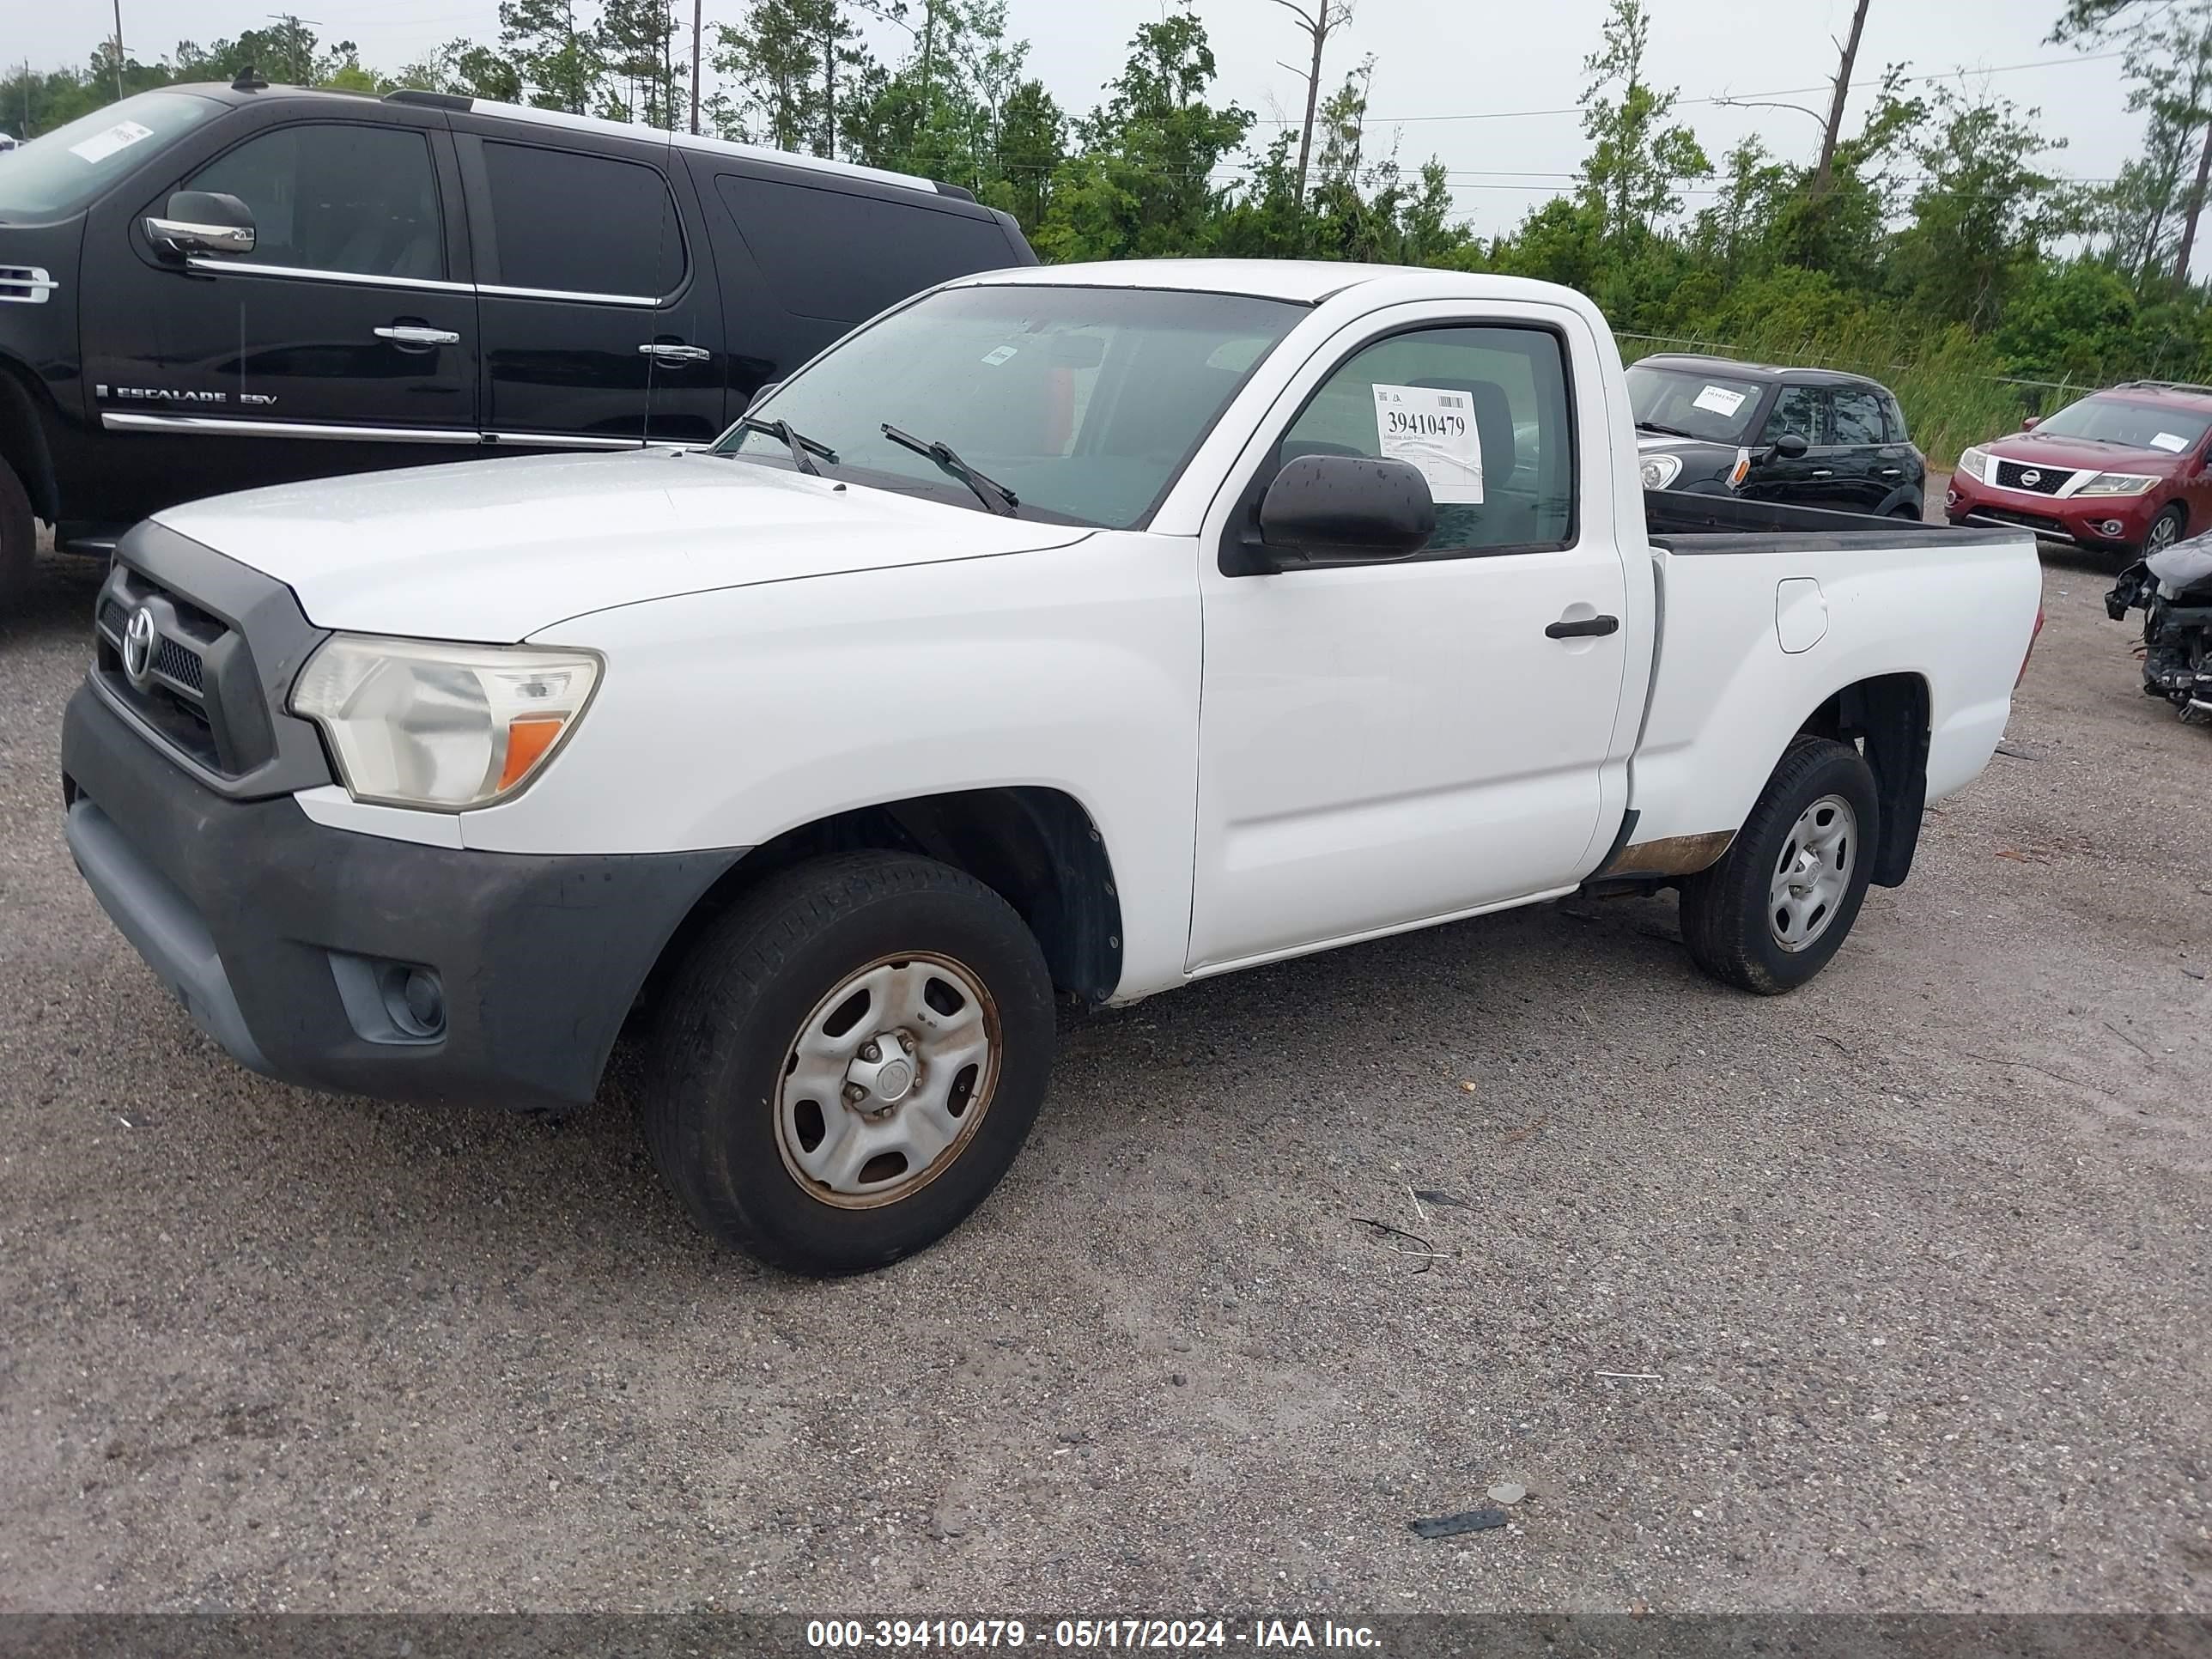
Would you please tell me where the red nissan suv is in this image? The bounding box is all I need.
[1946,381,2212,560]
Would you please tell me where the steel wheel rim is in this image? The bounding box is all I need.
[1768,793,1856,954]
[775,951,1001,1210]
[2149,513,2182,552]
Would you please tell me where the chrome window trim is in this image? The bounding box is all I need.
[477,281,665,307]
[103,412,483,444]
[184,255,476,295]
[0,265,60,304]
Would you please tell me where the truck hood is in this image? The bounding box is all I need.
[1984,431,2185,476]
[153,449,1093,641]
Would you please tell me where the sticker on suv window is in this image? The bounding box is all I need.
[69,119,155,164]
[2151,431,2190,453]
[1373,384,1484,503]
[1692,384,1747,418]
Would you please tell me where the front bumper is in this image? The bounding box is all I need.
[1945,472,2165,550]
[62,684,746,1111]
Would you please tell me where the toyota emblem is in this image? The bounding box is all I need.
[2020,468,2042,487]
[122,605,158,689]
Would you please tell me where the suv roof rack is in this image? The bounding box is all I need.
[2118,379,2212,398]
[385,88,473,111]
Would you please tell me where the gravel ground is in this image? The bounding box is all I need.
[1,509,2207,1615]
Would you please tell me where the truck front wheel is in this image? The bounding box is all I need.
[644,851,1056,1275]
[0,453,33,611]
[1678,735,1880,995]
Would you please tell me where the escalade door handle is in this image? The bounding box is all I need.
[1546,615,1620,640]
[1880,466,1903,477]
[638,343,712,363]
[374,324,460,349]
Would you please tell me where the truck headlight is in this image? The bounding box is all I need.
[1955,446,1990,483]
[2076,472,2157,497]
[291,635,601,810]
[1639,453,1684,490]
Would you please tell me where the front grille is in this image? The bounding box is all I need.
[1995,459,2071,495]
[1974,507,2068,537]
[93,567,246,776]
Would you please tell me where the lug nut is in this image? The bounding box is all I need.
[897,1032,915,1052]
[843,1083,866,1103]
[860,1041,880,1062]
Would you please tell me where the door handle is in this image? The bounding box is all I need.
[639,343,711,363]
[1546,615,1620,640]
[1811,468,1835,478]
[1881,467,1902,477]
[374,324,459,348]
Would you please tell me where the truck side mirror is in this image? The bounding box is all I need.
[143,191,258,258]
[1257,454,1436,562]
[1771,432,1809,460]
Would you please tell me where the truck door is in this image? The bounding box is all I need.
[455,131,724,449]
[1188,310,1633,972]
[86,110,478,503]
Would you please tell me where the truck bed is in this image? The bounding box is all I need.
[1644,489,2027,554]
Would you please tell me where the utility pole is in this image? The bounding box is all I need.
[266,14,321,84]
[2177,120,2212,289]
[1810,0,1873,201]
[690,0,702,134]
[111,0,126,100]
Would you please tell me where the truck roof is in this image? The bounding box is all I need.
[164,81,954,200]
[955,258,1600,307]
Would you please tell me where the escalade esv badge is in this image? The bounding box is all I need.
[122,605,157,689]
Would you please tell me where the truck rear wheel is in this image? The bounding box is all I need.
[1678,735,1880,995]
[0,453,33,611]
[644,851,1055,1275]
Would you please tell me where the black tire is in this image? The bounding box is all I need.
[644,851,1055,1275]
[1678,735,1881,995]
[0,453,33,612]
[2139,503,2188,560]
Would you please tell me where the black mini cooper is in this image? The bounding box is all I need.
[1628,354,1927,520]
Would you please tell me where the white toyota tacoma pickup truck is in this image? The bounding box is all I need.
[62,261,2044,1274]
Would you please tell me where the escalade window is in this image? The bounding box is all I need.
[480,142,683,298]
[0,92,223,222]
[188,124,446,281]
[721,283,1304,528]
[716,173,1018,323]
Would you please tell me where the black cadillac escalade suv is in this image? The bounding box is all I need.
[0,76,1036,610]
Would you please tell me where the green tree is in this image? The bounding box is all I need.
[1889,89,2069,331]
[1575,0,1711,246]
[498,0,605,113]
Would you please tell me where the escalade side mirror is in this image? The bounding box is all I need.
[1257,454,1436,563]
[143,191,258,258]
[1771,431,1810,460]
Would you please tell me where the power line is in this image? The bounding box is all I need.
[1252,48,2136,126]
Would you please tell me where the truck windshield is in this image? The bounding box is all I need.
[2034,397,2212,453]
[0,92,225,222]
[1626,363,1766,443]
[716,284,1306,527]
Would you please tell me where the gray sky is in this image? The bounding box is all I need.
[9,0,2148,246]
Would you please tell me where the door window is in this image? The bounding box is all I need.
[187,124,444,281]
[1761,385,1827,446]
[1830,386,1886,447]
[1881,393,1911,444]
[1279,325,1574,553]
[480,142,683,299]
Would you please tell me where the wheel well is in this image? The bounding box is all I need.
[0,359,59,523]
[1797,672,1930,888]
[639,787,1125,1017]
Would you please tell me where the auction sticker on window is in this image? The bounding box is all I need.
[2151,431,2191,453]
[1373,383,1484,502]
[1693,383,1748,418]
[70,119,154,164]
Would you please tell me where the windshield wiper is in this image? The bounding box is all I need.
[880,423,1018,517]
[736,416,837,476]
[1635,420,1700,440]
